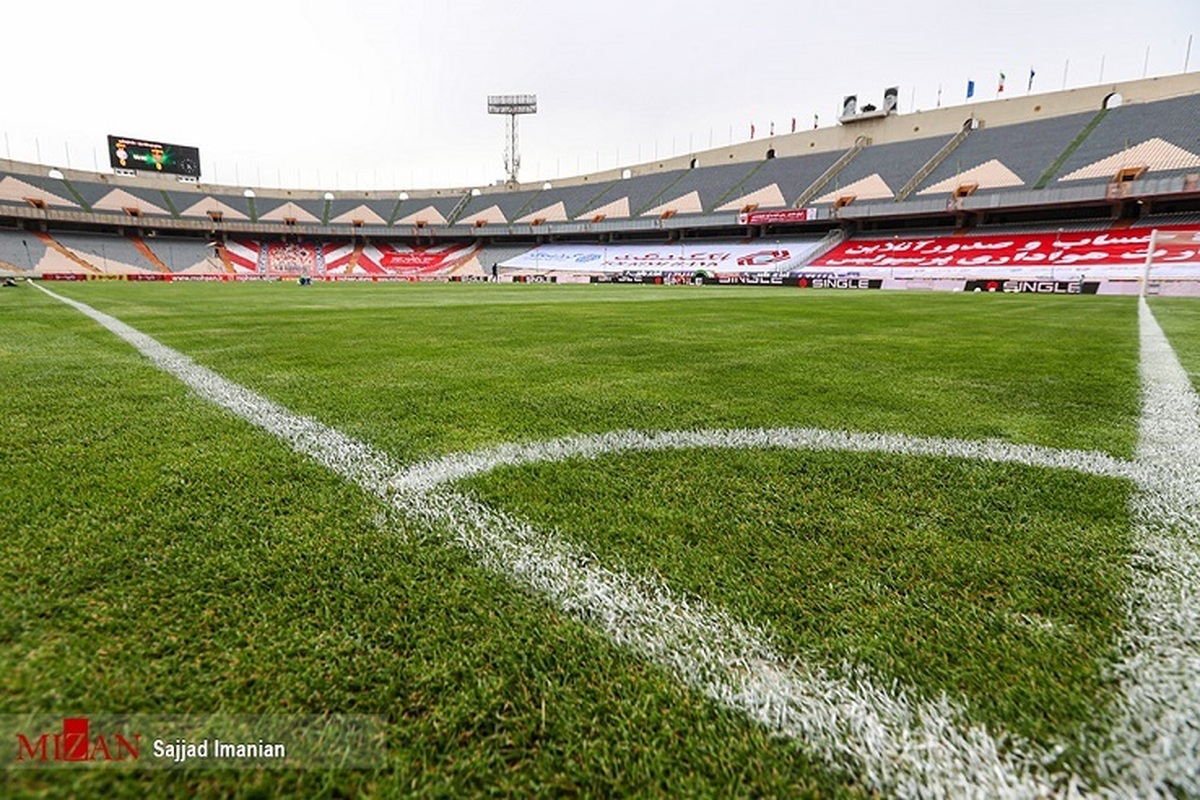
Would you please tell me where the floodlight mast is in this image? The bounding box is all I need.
[487,94,537,183]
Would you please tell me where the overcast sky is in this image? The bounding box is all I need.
[3,1,1197,191]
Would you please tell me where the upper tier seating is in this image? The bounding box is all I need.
[721,150,844,210]
[576,169,688,219]
[812,136,948,204]
[913,111,1096,195]
[644,159,762,214]
[0,172,80,209]
[1055,94,1200,185]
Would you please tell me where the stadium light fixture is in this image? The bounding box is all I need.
[487,94,537,183]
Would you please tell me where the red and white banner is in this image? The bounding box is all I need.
[811,228,1200,279]
[738,208,815,226]
[222,240,480,277]
[378,243,474,271]
[501,240,825,274]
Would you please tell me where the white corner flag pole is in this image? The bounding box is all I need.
[1141,228,1159,297]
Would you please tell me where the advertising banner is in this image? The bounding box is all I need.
[963,279,1101,294]
[588,274,882,289]
[812,228,1200,279]
[503,241,824,275]
[377,244,475,273]
[737,208,816,226]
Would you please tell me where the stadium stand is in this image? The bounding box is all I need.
[51,232,159,273]
[576,169,690,219]
[1054,93,1200,185]
[1,73,1197,292]
[90,187,174,217]
[657,160,763,214]
[0,228,48,271]
[454,187,543,225]
[0,171,80,209]
[22,232,102,275]
[722,150,845,209]
[542,181,618,220]
[392,194,465,226]
[147,237,226,273]
[326,197,395,226]
[57,177,116,210]
[173,192,253,221]
[457,202,508,227]
[254,198,325,224]
[515,199,569,225]
[810,136,947,205]
[913,110,1097,196]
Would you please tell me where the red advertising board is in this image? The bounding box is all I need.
[738,208,814,226]
[379,252,454,269]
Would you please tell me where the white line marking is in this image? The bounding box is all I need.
[32,283,1200,797]
[391,426,1144,492]
[1095,298,1200,798]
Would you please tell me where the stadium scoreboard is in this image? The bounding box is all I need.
[107,135,201,178]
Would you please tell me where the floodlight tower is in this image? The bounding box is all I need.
[487,94,537,183]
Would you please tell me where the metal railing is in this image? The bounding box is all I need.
[793,137,870,208]
[894,124,972,201]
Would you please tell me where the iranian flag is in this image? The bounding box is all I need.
[998,71,1006,93]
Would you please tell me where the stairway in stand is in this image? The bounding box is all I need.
[34,232,100,273]
[128,235,172,273]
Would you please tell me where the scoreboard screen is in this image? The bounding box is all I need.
[107,135,201,177]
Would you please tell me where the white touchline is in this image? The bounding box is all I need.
[1093,298,1200,799]
[32,283,1200,798]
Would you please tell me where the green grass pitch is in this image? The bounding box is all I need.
[2,282,1196,797]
